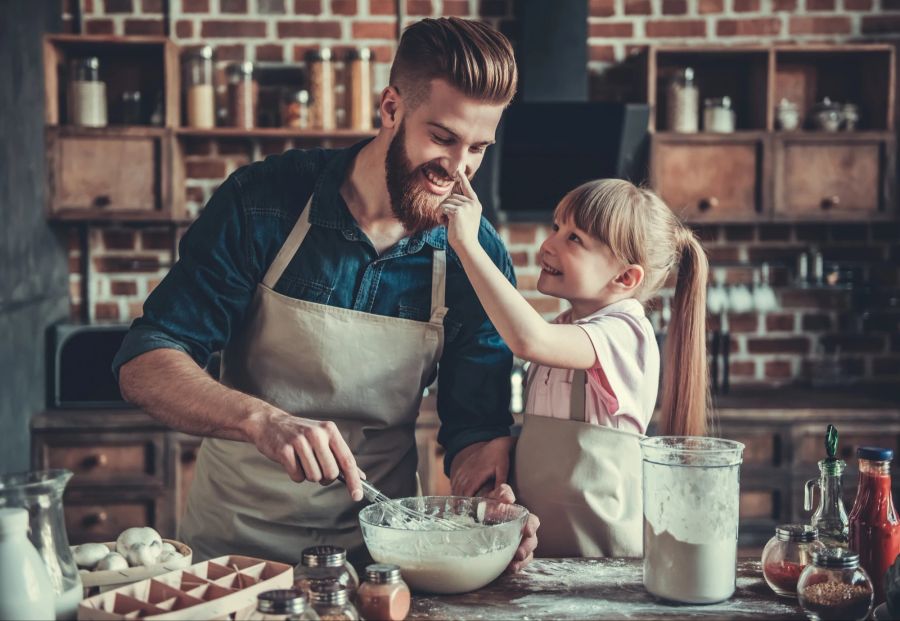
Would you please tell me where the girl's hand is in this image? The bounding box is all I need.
[442,172,482,254]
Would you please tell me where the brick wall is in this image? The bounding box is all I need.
[60,0,900,385]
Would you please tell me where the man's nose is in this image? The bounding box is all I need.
[438,155,469,181]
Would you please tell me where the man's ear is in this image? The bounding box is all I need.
[379,86,401,129]
[615,265,644,293]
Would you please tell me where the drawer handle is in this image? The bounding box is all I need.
[821,195,840,210]
[81,453,109,469]
[698,197,719,211]
[82,511,108,527]
[93,194,111,208]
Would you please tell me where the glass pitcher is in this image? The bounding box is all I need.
[805,458,849,548]
[641,437,745,604]
[0,469,82,620]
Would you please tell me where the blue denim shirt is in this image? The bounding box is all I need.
[113,139,515,473]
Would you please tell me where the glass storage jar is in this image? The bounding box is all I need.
[666,67,698,133]
[346,48,373,131]
[227,61,258,129]
[68,57,107,127]
[281,88,310,128]
[356,564,410,621]
[310,582,359,621]
[797,548,874,621]
[761,524,825,597]
[295,546,359,599]
[306,48,335,130]
[702,96,735,133]
[184,46,215,128]
[248,589,320,621]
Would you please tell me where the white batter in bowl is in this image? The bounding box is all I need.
[358,496,528,594]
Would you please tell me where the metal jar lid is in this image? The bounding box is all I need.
[365,563,403,584]
[812,548,860,569]
[310,581,349,605]
[306,47,333,62]
[347,47,372,61]
[227,61,254,77]
[187,45,213,60]
[257,589,308,615]
[301,545,347,567]
[775,524,819,543]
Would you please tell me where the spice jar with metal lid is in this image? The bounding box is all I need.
[762,524,825,597]
[309,582,359,621]
[356,564,410,621]
[346,48,373,131]
[68,57,107,127]
[666,67,698,133]
[184,46,215,128]
[797,548,874,621]
[306,48,335,130]
[249,589,320,621]
[703,96,735,133]
[281,88,310,128]
[294,546,359,600]
[227,61,258,129]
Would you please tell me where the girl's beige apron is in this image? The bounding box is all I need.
[179,196,447,563]
[513,368,644,558]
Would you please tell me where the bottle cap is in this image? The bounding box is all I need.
[365,563,403,584]
[775,524,818,543]
[812,548,859,569]
[301,545,347,567]
[857,446,893,462]
[0,508,28,535]
[256,589,308,615]
[310,581,349,605]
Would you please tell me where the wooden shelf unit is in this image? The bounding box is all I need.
[175,127,378,140]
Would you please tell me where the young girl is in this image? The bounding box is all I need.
[443,175,709,558]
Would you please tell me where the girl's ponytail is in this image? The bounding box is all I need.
[659,226,711,437]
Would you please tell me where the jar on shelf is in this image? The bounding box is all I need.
[281,88,310,129]
[776,98,800,131]
[184,46,215,128]
[68,57,107,127]
[346,48,373,131]
[666,67,698,133]
[309,582,359,621]
[356,564,410,621]
[842,103,860,131]
[248,589,320,621]
[702,96,735,133]
[306,48,335,130]
[294,546,359,600]
[761,524,825,597]
[120,91,142,125]
[797,548,873,621]
[811,97,843,132]
[227,61,258,129]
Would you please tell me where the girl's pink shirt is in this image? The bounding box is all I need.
[523,298,660,434]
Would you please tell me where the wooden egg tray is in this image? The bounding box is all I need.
[77,555,293,620]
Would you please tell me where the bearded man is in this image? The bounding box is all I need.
[114,17,539,570]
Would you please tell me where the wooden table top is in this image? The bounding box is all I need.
[408,558,805,620]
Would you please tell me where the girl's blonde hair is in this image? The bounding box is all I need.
[555,179,710,437]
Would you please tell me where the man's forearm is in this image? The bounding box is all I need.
[118,348,272,441]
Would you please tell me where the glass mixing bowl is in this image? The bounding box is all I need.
[358,496,528,594]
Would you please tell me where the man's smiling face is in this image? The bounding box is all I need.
[385,79,505,233]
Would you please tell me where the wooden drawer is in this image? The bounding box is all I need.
[723,432,781,467]
[64,497,158,545]
[740,489,780,520]
[35,432,165,487]
[651,135,765,222]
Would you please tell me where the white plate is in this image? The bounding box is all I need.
[73,539,193,590]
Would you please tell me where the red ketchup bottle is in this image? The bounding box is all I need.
[849,446,900,605]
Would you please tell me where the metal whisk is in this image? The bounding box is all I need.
[338,474,468,531]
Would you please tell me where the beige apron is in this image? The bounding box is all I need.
[513,368,644,558]
[179,195,447,564]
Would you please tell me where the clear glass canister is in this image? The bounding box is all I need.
[295,546,359,600]
[0,470,83,621]
[356,564,410,621]
[68,57,107,127]
[309,582,359,621]
[184,45,215,128]
[227,61,258,129]
[703,96,735,133]
[797,548,873,621]
[281,88,310,129]
[346,48,372,131]
[248,589,320,621]
[762,524,825,597]
[306,48,335,130]
[666,67,698,133]
[641,437,744,604]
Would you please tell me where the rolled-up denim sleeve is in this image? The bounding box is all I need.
[112,176,258,379]
[438,221,515,475]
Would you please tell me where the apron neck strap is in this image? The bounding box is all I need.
[569,369,587,422]
[429,249,447,323]
[262,195,314,289]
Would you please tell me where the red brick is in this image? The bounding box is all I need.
[85,19,114,34]
[182,0,209,11]
[478,0,507,16]
[125,19,165,35]
[441,0,469,15]
[663,0,687,13]
[202,20,267,37]
[821,335,885,354]
[369,0,394,13]
[95,303,120,320]
[186,186,206,203]
[369,44,395,61]
[516,273,539,292]
[698,0,724,13]
[110,280,138,296]
[61,17,76,33]
[141,0,163,12]
[94,256,161,273]
[590,0,616,16]
[590,45,616,62]
[790,16,851,35]
[102,230,136,250]
[406,0,432,15]
[802,313,831,331]
[280,20,341,37]
[187,159,227,179]
[806,0,835,9]
[141,230,175,251]
[526,296,561,314]
[504,224,536,245]
[747,337,810,354]
[733,0,759,11]
[69,256,83,273]
[590,22,634,37]
[258,0,286,12]
[646,20,706,37]
[214,44,246,61]
[772,0,795,9]
[865,312,900,333]
[256,44,284,61]
[782,290,849,310]
[352,21,395,38]
[104,0,133,13]
[862,16,900,35]
[221,0,248,11]
[510,251,529,267]
[730,361,756,377]
[717,18,781,36]
[766,313,795,332]
[728,312,758,333]
[765,360,792,379]
[175,20,193,38]
[874,358,900,375]
[624,0,651,13]
[331,0,358,14]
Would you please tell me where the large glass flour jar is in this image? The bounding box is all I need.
[641,437,744,604]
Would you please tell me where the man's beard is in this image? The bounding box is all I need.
[385,122,454,234]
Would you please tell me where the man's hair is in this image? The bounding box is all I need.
[389,17,517,110]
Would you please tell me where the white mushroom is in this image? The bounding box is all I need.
[96,552,129,571]
[115,527,162,567]
[158,550,181,563]
[160,542,177,555]
[73,543,111,569]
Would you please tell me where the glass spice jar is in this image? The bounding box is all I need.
[702,96,735,133]
[762,524,825,597]
[797,548,874,621]
[184,46,215,128]
[346,48,373,131]
[248,589,320,621]
[666,67,698,133]
[309,582,359,621]
[294,546,359,600]
[356,564,410,621]
[306,48,336,130]
[227,61,258,129]
[281,88,310,129]
[68,57,107,127]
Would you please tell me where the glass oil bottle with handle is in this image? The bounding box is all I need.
[805,425,850,548]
